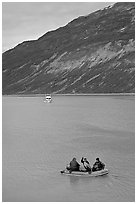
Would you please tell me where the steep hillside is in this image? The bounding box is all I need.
[2,2,135,94]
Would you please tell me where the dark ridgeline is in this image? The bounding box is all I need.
[2,2,135,95]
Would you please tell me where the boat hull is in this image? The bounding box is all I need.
[60,169,109,177]
[44,99,52,103]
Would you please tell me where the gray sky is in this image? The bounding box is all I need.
[2,2,114,52]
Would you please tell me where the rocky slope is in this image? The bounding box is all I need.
[2,2,135,94]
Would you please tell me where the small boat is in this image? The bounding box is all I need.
[44,95,52,103]
[60,169,109,177]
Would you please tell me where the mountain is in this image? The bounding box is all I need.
[2,2,135,95]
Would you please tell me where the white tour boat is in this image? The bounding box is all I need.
[44,95,52,103]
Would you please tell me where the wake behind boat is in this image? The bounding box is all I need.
[60,169,109,177]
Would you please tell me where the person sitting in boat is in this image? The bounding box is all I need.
[66,157,80,173]
[81,157,92,173]
[92,158,105,172]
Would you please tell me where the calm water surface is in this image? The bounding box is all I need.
[2,95,135,201]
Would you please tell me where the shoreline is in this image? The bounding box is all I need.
[2,93,135,97]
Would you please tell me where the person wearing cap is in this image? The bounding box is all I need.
[92,158,105,172]
[81,157,92,173]
[66,157,80,173]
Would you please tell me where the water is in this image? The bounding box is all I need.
[2,95,135,202]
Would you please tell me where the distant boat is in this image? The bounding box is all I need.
[44,95,52,103]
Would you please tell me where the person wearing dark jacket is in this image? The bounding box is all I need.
[66,157,80,173]
[92,158,105,172]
